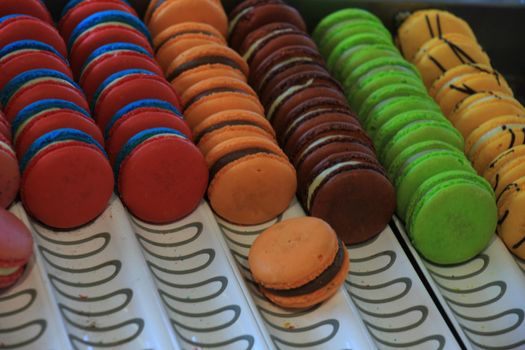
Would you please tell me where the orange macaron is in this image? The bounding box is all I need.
[206,136,296,225]
[249,216,349,309]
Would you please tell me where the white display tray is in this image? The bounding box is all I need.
[1,197,525,349]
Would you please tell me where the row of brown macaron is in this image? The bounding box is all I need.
[227,0,397,244]
[57,0,210,225]
[145,0,298,226]
[0,11,114,229]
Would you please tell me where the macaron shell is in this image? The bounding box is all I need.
[94,75,181,131]
[338,45,401,84]
[148,0,228,39]
[0,143,20,208]
[14,110,104,158]
[499,184,525,259]
[492,156,525,197]
[118,135,208,224]
[59,0,138,43]
[261,249,349,309]
[80,52,163,101]
[0,208,33,264]
[70,26,154,77]
[170,66,247,97]
[465,116,524,156]
[0,51,73,93]
[4,81,89,123]
[471,127,525,174]
[198,127,276,156]
[312,8,382,44]
[484,145,525,186]
[428,63,492,99]
[21,143,114,229]
[156,37,224,73]
[0,112,11,140]
[0,16,67,58]
[107,110,192,164]
[0,0,53,24]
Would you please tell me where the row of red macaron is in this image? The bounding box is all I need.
[0,0,209,229]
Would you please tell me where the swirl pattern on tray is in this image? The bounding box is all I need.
[30,222,145,350]
[131,215,256,350]
[426,253,525,349]
[346,228,446,350]
[219,215,349,350]
[0,289,47,349]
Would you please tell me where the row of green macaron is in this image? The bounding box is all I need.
[313,9,498,265]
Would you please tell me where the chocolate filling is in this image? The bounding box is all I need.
[168,56,241,81]
[210,147,276,180]
[184,87,248,110]
[195,120,263,144]
[265,240,345,297]
[155,30,216,53]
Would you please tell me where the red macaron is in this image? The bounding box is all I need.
[0,0,54,25]
[0,135,20,209]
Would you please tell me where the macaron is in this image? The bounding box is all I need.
[192,109,276,155]
[0,15,68,58]
[483,145,525,198]
[466,116,525,174]
[497,177,525,259]
[0,0,54,25]
[312,8,383,45]
[20,128,114,229]
[59,0,138,43]
[0,40,72,92]
[91,69,181,131]
[304,150,395,244]
[396,9,477,61]
[228,0,307,51]
[239,22,317,70]
[249,216,349,309]
[146,0,228,39]
[0,111,10,140]
[1,69,89,122]
[79,42,163,102]
[0,137,19,208]
[114,127,208,224]
[104,99,191,163]
[451,92,525,139]
[206,136,297,225]
[166,44,249,95]
[380,119,465,168]
[413,33,491,88]
[181,76,264,128]
[11,99,103,158]
[0,208,33,288]
[68,10,154,76]
[153,22,226,73]
[406,170,496,264]
[395,148,474,220]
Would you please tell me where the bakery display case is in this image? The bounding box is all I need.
[1,1,524,349]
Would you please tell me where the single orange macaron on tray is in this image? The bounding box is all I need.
[1,0,525,349]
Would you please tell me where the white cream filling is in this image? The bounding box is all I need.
[0,140,15,158]
[456,93,522,115]
[283,107,333,140]
[9,78,76,106]
[0,49,38,63]
[228,7,252,35]
[258,56,313,91]
[334,44,366,73]
[80,22,136,40]
[243,28,294,61]
[0,267,19,276]
[296,135,344,166]
[469,123,525,158]
[267,78,314,121]
[396,149,437,179]
[307,161,362,210]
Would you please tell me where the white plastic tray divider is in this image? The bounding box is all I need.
[19,195,180,350]
[217,198,377,350]
[393,216,525,349]
[515,256,525,275]
[0,203,71,350]
[129,200,273,350]
[346,222,467,350]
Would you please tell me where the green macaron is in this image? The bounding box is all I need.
[338,45,401,84]
[357,83,429,122]
[342,56,420,95]
[395,149,475,221]
[327,33,393,78]
[348,70,426,109]
[374,109,448,155]
[387,140,460,179]
[319,21,392,58]
[365,95,441,137]
[312,8,383,44]
[406,170,496,264]
[380,119,465,168]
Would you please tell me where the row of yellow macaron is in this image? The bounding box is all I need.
[397,9,525,259]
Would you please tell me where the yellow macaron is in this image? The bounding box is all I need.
[497,176,525,259]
